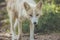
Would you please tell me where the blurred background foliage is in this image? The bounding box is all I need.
[0,0,60,34]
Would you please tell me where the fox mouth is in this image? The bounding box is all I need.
[34,24,38,27]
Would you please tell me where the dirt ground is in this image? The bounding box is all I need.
[0,33,60,40]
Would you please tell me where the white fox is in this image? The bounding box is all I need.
[5,0,42,40]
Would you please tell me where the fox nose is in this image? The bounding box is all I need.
[34,22,38,27]
[34,22,37,25]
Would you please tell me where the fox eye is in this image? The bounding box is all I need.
[30,14,32,17]
[36,14,39,16]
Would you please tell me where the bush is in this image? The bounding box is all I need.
[34,1,60,34]
[22,1,60,34]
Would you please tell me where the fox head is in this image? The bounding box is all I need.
[24,1,42,26]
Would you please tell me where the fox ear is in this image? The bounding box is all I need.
[36,0,42,9]
[24,2,31,11]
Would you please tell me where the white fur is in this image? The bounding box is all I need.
[30,9,38,24]
[15,0,36,40]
